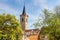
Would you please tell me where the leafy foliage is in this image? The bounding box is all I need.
[33,6,60,40]
[0,14,23,40]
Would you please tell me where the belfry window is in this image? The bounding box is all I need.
[22,18,24,22]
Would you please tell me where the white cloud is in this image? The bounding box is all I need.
[28,13,38,22]
[33,0,48,9]
[0,3,20,19]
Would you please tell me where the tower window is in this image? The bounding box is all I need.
[22,18,24,22]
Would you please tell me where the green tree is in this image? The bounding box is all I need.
[0,14,23,40]
[33,6,60,40]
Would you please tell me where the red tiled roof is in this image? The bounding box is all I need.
[25,29,39,32]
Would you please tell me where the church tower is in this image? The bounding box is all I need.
[20,6,28,31]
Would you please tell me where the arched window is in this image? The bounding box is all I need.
[22,18,24,22]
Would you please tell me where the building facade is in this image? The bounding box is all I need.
[20,6,39,40]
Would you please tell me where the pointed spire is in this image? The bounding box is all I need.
[22,5,26,15]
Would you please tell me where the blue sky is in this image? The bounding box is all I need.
[0,0,60,29]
